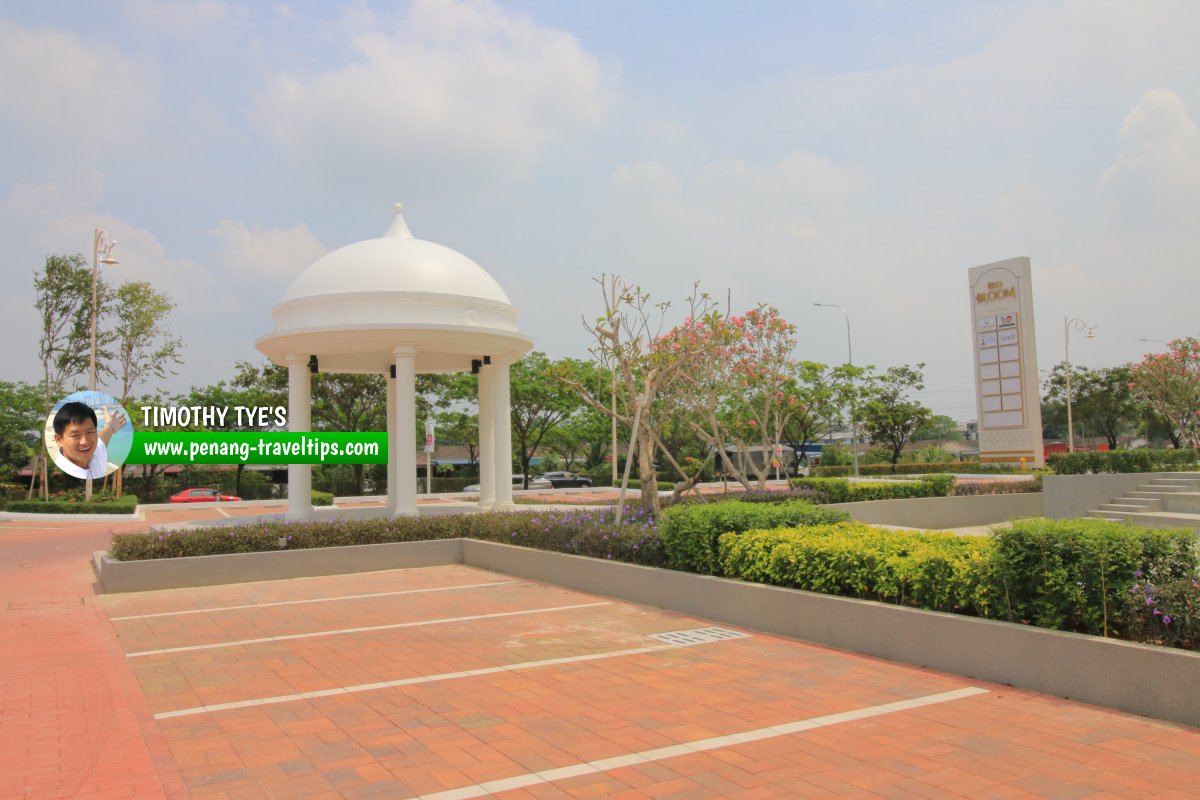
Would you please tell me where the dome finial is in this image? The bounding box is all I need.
[384,203,414,240]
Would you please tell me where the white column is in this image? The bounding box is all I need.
[286,354,313,521]
[386,371,397,509]
[392,347,418,516]
[492,357,515,510]
[477,364,495,511]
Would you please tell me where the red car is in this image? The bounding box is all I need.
[169,488,242,503]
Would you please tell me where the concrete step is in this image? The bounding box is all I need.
[1097,503,1156,512]
[1141,483,1197,493]
[1159,492,1200,514]
[1145,477,1200,487]
[1085,509,1200,533]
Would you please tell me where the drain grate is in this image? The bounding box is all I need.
[646,626,751,647]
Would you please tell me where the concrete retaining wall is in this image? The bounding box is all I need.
[1042,474,1150,519]
[827,492,1043,528]
[95,538,462,593]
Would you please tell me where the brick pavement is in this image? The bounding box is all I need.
[2,509,1200,799]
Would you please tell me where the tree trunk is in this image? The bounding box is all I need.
[637,426,658,515]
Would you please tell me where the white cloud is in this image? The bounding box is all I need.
[0,19,155,158]
[252,0,612,193]
[210,220,327,280]
[122,0,232,35]
[1101,89,1200,224]
[606,151,867,290]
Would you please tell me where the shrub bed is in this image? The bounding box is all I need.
[952,477,1042,496]
[1048,449,1199,475]
[312,490,334,506]
[792,475,955,503]
[814,462,1020,477]
[988,518,1197,638]
[659,500,849,575]
[713,517,1197,639]
[5,492,139,515]
[717,523,994,615]
[109,506,666,567]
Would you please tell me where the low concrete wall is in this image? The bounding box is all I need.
[95,538,462,593]
[1043,474,1150,519]
[463,540,1200,729]
[827,491,1043,528]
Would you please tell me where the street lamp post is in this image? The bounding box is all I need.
[1063,316,1096,454]
[86,229,118,500]
[813,303,859,477]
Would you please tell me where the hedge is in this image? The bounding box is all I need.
[792,475,955,503]
[813,462,1020,477]
[109,506,666,566]
[714,517,1198,636]
[4,494,139,515]
[658,499,849,575]
[1047,449,1200,475]
[989,518,1197,637]
[717,524,994,615]
[312,490,334,506]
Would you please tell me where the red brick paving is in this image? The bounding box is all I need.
[2,508,1199,799]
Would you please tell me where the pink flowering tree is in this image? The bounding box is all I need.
[1130,338,1200,450]
[662,305,805,490]
[560,276,728,514]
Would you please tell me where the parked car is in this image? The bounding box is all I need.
[535,471,594,488]
[169,487,242,503]
[462,475,553,492]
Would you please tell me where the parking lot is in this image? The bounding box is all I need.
[95,563,1200,799]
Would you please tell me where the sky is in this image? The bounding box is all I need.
[2,0,1198,421]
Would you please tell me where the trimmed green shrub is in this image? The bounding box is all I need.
[5,493,139,514]
[989,518,1198,637]
[1048,449,1199,475]
[792,476,955,503]
[108,506,668,567]
[659,500,849,575]
[311,490,334,506]
[952,477,1043,495]
[717,524,994,615]
[1129,574,1200,650]
[813,462,1019,477]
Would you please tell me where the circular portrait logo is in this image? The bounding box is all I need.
[44,391,133,480]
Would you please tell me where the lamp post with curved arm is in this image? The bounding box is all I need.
[1064,316,1097,453]
[86,229,118,500]
[813,303,859,476]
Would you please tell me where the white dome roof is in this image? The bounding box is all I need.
[256,204,531,374]
[281,205,511,306]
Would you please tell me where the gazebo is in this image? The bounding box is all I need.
[256,205,532,519]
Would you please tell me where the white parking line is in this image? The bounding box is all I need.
[154,643,673,719]
[410,687,991,800]
[124,601,612,658]
[110,580,518,621]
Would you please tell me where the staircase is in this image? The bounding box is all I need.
[1086,472,1200,534]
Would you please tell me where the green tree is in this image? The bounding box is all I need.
[111,281,184,403]
[32,254,110,497]
[860,364,933,471]
[0,381,43,480]
[509,352,583,487]
[1043,363,1139,449]
[434,410,480,468]
[913,414,960,442]
[312,373,387,494]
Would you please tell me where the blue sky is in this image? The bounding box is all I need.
[3,0,1198,420]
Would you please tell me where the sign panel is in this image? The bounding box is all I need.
[968,257,1044,467]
